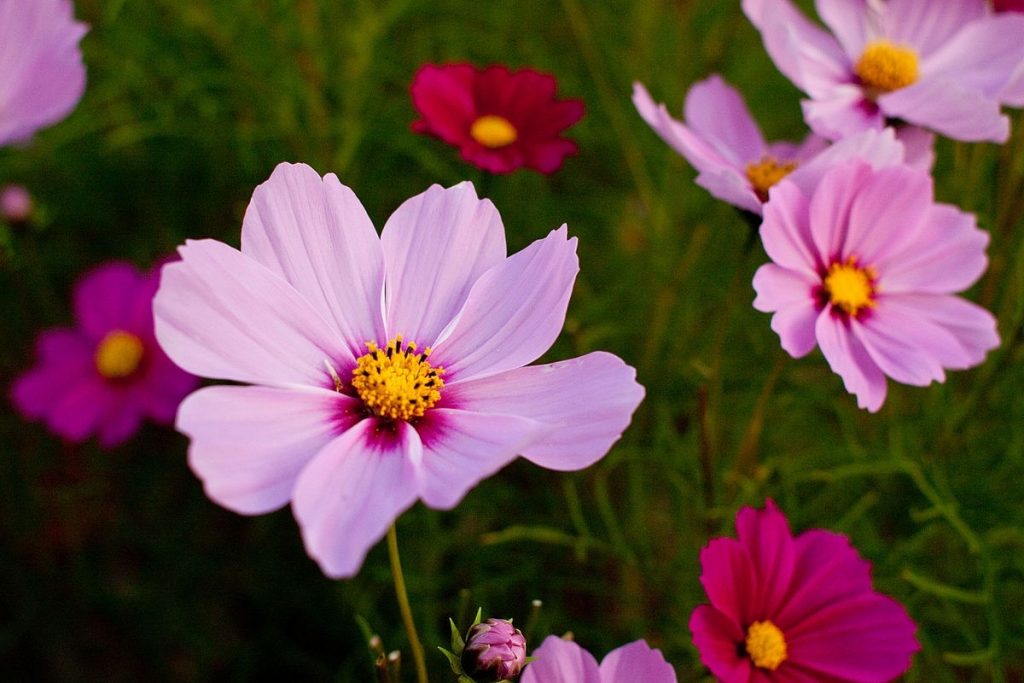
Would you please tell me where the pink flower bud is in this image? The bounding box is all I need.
[461,618,527,682]
[1,184,33,223]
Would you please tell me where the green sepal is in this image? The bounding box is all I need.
[458,676,475,683]
[437,646,462,675]
[471,607,483,628]
[450,618,465,654]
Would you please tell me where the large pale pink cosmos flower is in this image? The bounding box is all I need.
[520,636,677,683]
[742,0,1024,143]
[0,0,88,146]
[153,163,644,578]
[632,76,907,216]
[753,159,998,412]
[690,500,919,683]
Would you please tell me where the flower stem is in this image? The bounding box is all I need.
[387,523,428,683]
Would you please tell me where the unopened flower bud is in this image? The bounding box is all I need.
[460,618,527,682]
[0,184,33,223]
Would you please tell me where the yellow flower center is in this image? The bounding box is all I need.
[824,257,877,317]
[95,330,145,379]
[855,40,919,96]
[470,115,518,148]
[351,336,445,421]
[745,156,798,201]
[746,620,787,671]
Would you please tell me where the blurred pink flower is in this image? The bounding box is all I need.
[153,162,643,578]
[690,500,919,682]
[742,0,1024,142]
[1,184,33,223]
[411,63,585,174]
[12,262,198,448]
[753,159,998,412]
[994,0,1024,11]
[521,636,677,683]
[632,76,907,215]
[0,0,88,146]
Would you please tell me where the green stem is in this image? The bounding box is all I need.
[387,524,428,683]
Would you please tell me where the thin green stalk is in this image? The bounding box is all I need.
[386,524,428,683]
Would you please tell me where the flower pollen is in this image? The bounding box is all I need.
[824,257,876,317]
[746,620,787,671]
[855,40,919,96]
[351,336,445,421]
[470,115,518,148]
[746,156,798,201]
[95,330,145,379]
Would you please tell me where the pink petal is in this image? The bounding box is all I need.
[752,264,820,358]
[759,181,820,276]
[525,138,580,174]
[441,351,644,471]
[179,385,358,515]
[683,75,767,165]
[598,640,678,683]
[895,125,936,173]
[292,419,419,579]
[11,329,93,419]
[814,0,874,57]
[699,536,757,626]
[45,375,113,443]
[413,408,547,509]
[844,162,932,266]
[96,396,144,448]
[409,63,477,143]
[381,182,506,346]
[520,636,602,683]
[880,80,1009,143]
[689,606,751,683]
[73,262,147,341]
[807,158,875,265]
[240,163,386,362]
[884,0,986,58]
[735,500,798,618]
[801,85,884,140]
[154,239,344,388]
[431,227,578,381]
[920,15,1024,100]
[876,294,998,369]
[815,309,887,412]
[785,128,905,200]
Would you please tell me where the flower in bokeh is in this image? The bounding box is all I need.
[995,0,1024,11]
[0,0,88,147]
[1,184,34,223]
[462,619,527,682]
[521,635,677,683]
[12,262,198,448]
[632,76,906,215]
[690,500,919,682]
[153,162,643,578]
[411,63,585,174]
[742,0,1024,142]
[753,159,998,412]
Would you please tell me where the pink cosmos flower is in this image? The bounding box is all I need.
[690,500,919,682]
[753,159,998,412]
[520,636,677,683]
[411,63,585,174]
[12,262,198,448]
[631,76,907,216]
[742,0,1024,143]
[0,0,88,147]
[153,162,643,578]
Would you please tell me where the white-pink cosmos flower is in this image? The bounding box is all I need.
[632,76,908,216]
[0,0,88,146]
[153,163,644,578]
[753,159,999,412]
[521,636,677,683]
[742,0,1024,143]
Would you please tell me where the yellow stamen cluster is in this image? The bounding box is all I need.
[95,330,145,379]
[470,115,518,148]
[824,257,877,317]
[351,336,445,422]
[855,40,919,96]
[746,620,788,671]
[745,156,799,201]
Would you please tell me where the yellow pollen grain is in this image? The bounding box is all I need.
[824,257,876,317]
[855,40,919,95]
[351,336,445,422]
[745,156,798,201]
[470,115,518,148]
[95,330,144,379]
[746,620,787,671]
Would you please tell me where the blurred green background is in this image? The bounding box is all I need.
[2,0,1023,680]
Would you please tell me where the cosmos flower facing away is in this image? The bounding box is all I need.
[411,63,585,174]
[520,636,677,683]
[632,76,907,215]
[690,500,919,683]
[12,262,198,448]
[742,0,1024,143]
[0,0,88,146]
[753,159,998,412]
[153,163,643,578]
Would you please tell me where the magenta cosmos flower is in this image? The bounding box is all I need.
[995,0,1024,11]
[753,159,998,412]
[12,262,198,448]
[0,0,88,147]
[742,0,1024,143]
[521,636,677,683]
[153,162,643,578]
[690,500,919,682]
[411,63,585,174]
[632,76,909,216]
